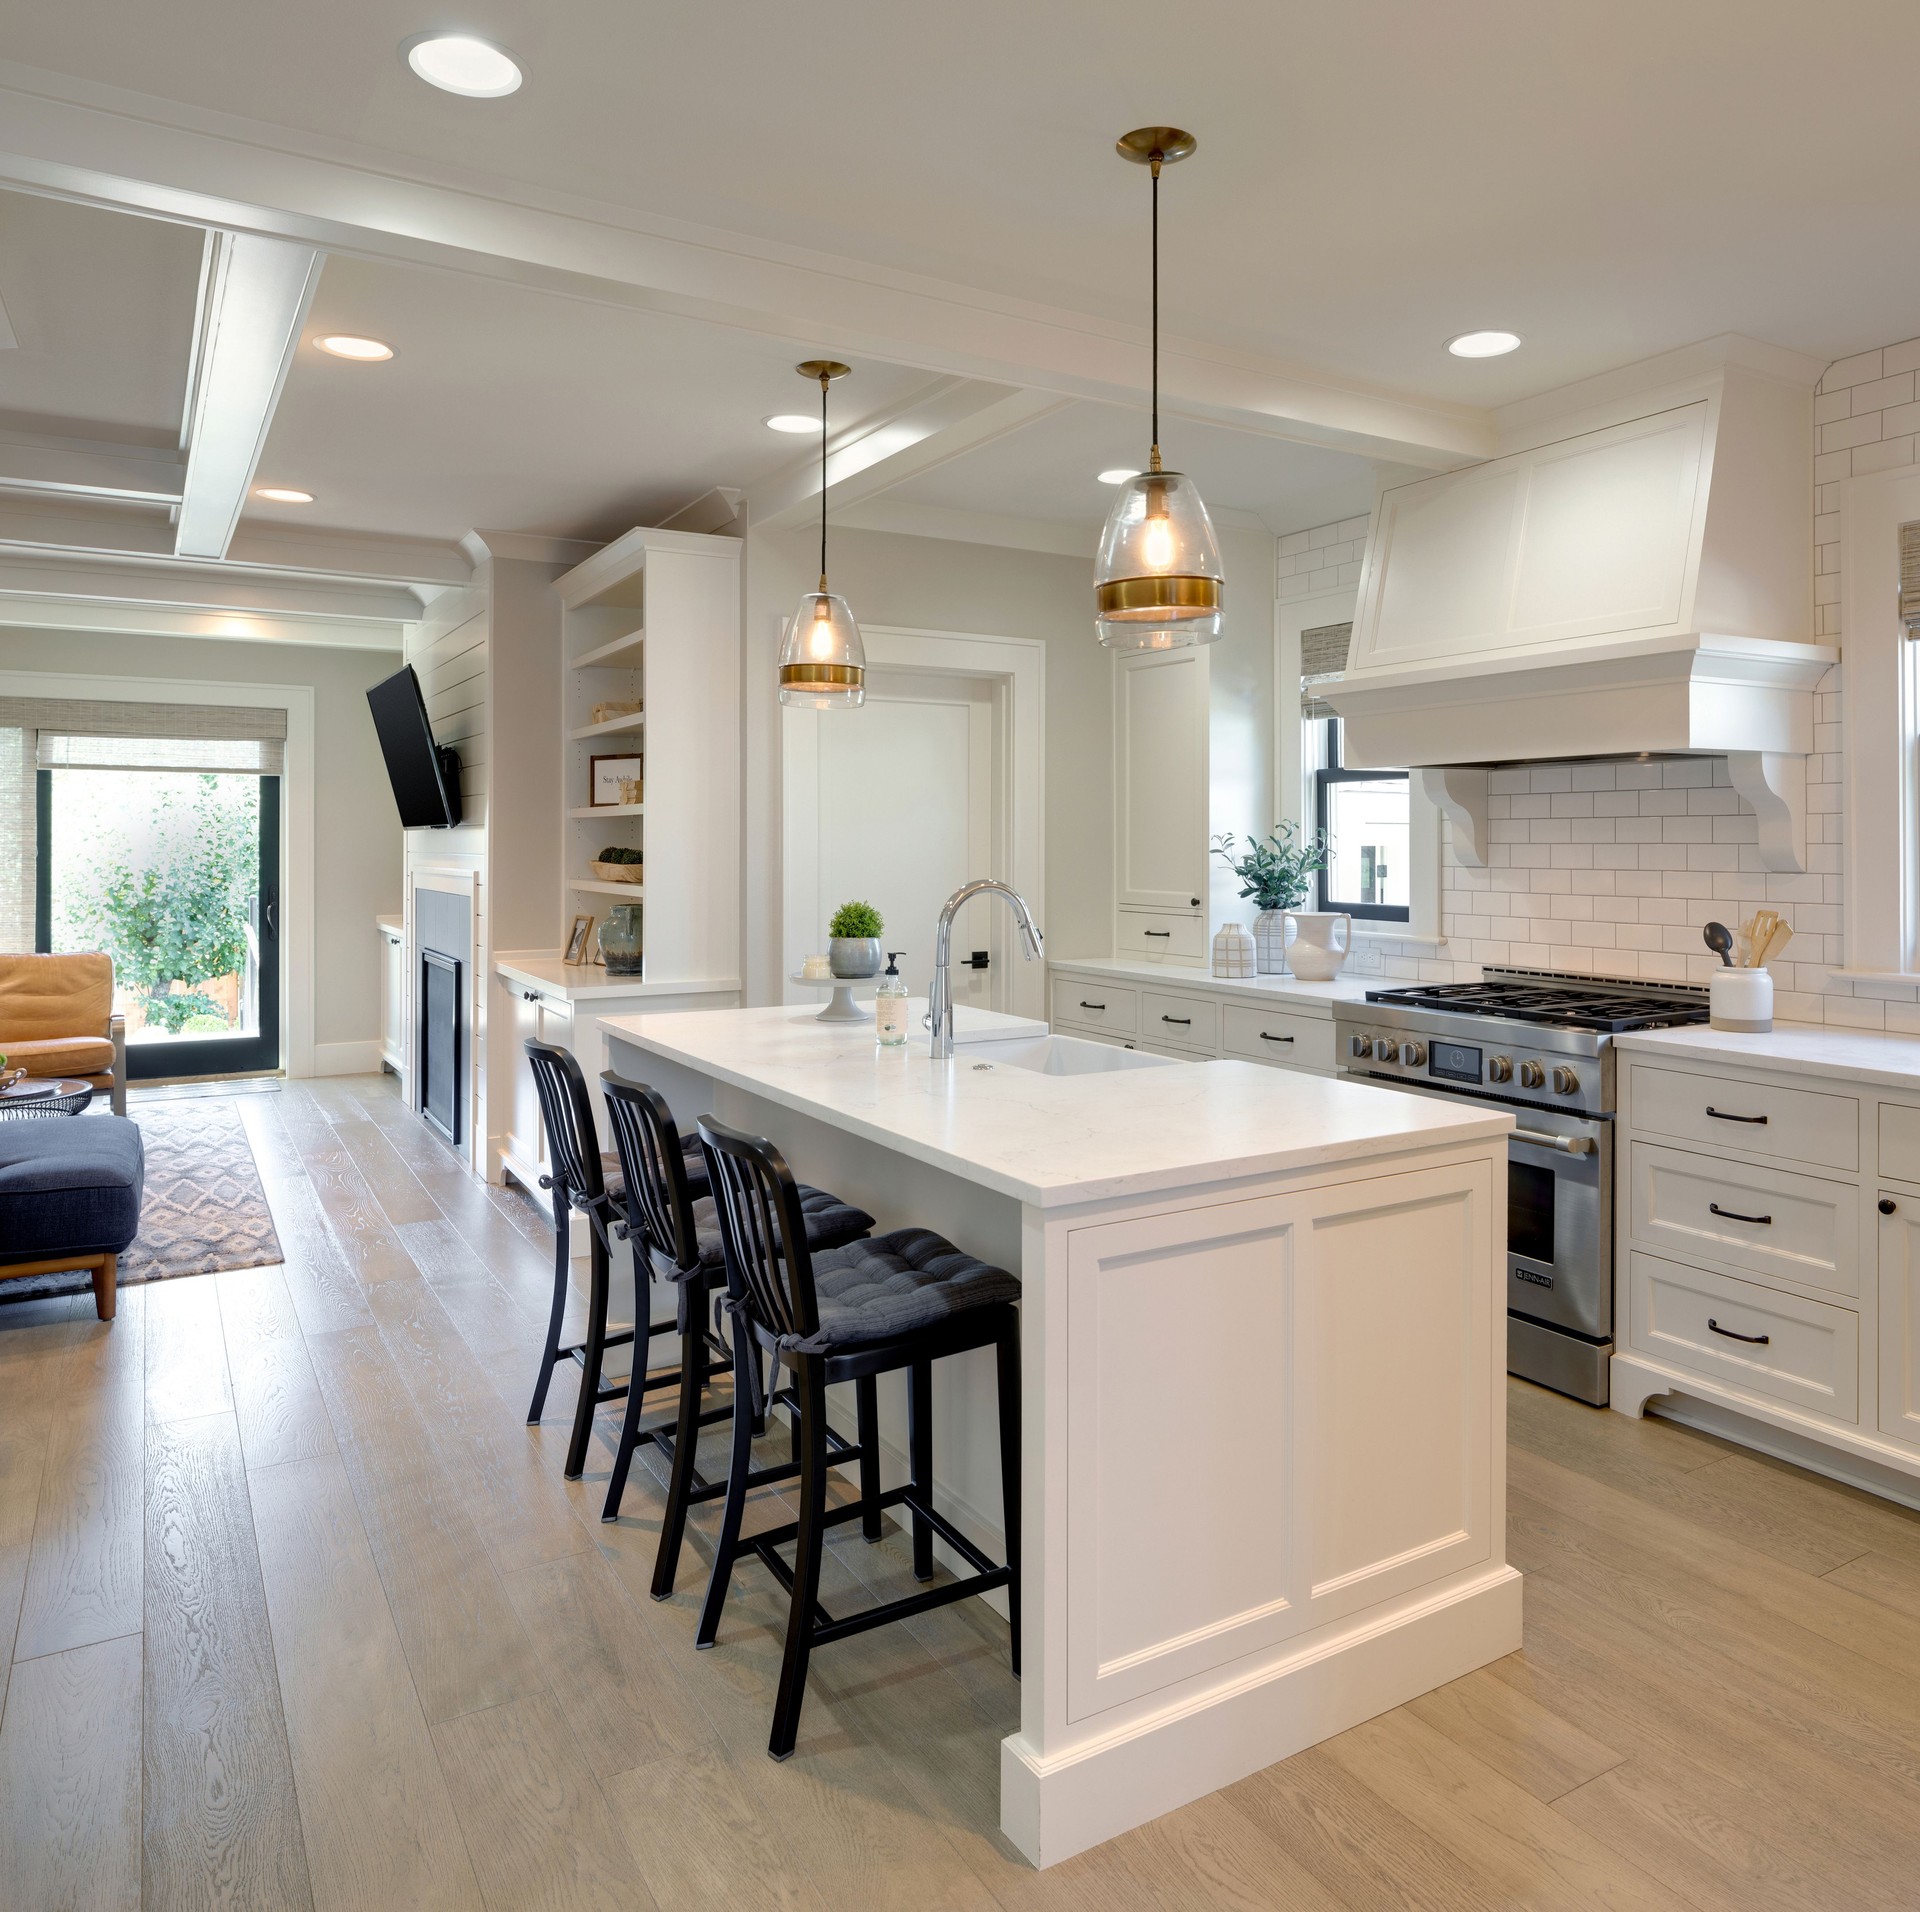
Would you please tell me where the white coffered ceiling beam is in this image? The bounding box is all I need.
[175,229,323,558]
[0,589,405,650]
[0,66,1491,470]
[0,426,185,504]
[743,380,1072,531]
[0,548,421,625]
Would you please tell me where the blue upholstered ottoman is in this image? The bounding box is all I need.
[0,1116,145,1320]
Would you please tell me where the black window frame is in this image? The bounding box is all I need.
[1312,717,1411,922]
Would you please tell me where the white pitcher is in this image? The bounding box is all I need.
[1282,910,1352,982]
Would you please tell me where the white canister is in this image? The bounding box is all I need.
[1282,910,1353,983]
[1710,967,1773,1033]
[1212,922,1255,979]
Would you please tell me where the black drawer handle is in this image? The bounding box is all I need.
[1709,1202,1772,1226]
[1707,1317,1770,1346]
[1078,1000,1106,1011]
[1259,1032,1295,1043]
[1143,929,1171,938]
[1706,1106,1769,1125]
[1161,1014,1192,1026]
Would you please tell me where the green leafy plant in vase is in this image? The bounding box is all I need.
[828,899,885,978]
[1211,824,1332,975]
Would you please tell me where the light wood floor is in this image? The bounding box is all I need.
[5,1075,1920,1909]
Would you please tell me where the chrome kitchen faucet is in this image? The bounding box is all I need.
[928,880,1043,1059]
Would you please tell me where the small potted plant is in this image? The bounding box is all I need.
[828,900,885,978]
[1211,824,1332,974]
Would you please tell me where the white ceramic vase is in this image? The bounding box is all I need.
[1212,922,1255,979]
[1282,910,1353,982]
[1252,909,1289,975]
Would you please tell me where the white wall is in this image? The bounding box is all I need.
[742,522,1110,1001]
[0,624,402,1050]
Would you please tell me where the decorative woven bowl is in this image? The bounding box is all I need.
[589,859,645,885]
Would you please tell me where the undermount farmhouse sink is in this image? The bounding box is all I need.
[959,1033,1177,1077]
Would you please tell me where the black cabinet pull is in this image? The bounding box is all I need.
[1881,1198,1899,1216]
[1161,1014,1191,1026]
[1705,1106,1769,1125]
[1078,1000,1107,1010]
[1259,1032,1295,1043]
[1709,1202,1772,1226]
[1707,1317,1770,1345]
[1144,929,1171,938]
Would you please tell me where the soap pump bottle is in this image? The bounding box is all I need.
[875,950,909,1047]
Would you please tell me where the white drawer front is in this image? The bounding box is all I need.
[1627,1250,1858,1423]
[1117,910,1206,962]
[1136,1035,1217,1062]
[1628,1064,1858,1172]
[1141,988,1220,1052]
[1879,1102,1920,1187]
[1629,1142,1858,1298]
[1221,1003,1335,1074]
[1052,978,1139,1036]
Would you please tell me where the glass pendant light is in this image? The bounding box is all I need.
[1095,129,1224,652]
[778,360,866,708]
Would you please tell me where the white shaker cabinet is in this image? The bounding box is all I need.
[1879,1194,1920,1448]
[1114,647,1208,917]
[377,917,405,1073]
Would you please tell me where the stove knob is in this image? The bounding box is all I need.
[1350,1033,1373,1059]
[1372,1036,1398,1062]
[1487,1056,1513,1084]
[1552,1064,1580,1096]
[1401,1041,1427,1067]
[1518,1060,1546,1089]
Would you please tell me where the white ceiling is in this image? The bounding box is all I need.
[5,0,1919,406]
[0,191,202,443]
[254,254,938,541]
[880,402,1400,537]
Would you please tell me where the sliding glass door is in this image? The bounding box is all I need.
[35,753,281,1080]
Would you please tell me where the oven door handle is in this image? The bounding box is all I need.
[1511,1128,1597,1156]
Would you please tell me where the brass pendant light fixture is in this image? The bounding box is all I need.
[1094,128,1224,652]
[777,359,867,708]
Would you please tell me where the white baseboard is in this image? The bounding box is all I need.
[308,1039,384,1077]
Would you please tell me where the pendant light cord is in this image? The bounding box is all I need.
[818,372,829,591]
[1149,154,1161,471]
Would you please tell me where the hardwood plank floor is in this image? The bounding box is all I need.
[5,1071,1920,1908]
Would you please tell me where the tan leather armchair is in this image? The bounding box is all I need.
[0,953,127,1115]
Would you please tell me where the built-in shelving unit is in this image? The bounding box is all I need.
[553,527,741,988]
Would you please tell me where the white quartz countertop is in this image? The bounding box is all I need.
[1048,956,1377,1016]
[603,1003,1508,1209]
[1617,1020,1920,1092]
[496,954,740,1003]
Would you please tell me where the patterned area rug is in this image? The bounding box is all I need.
[1,1098,283,1304]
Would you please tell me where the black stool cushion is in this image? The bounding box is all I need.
[797,1227,1019,1350]
[0,1115,145,1261]
[689,1186,873,1274]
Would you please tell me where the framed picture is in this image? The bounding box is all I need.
[590,753,643,806]
[564,914,595,965]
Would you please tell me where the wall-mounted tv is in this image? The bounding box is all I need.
[367,665,463,829]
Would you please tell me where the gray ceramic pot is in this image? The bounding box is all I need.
[829,936,883,979]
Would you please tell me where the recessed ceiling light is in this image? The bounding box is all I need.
[252,486,314,504]
[1445,329,1523,359]
[403,33,523,97]
[1097,468,1141,485]
[765,413,821,433]
[315,334,394,361]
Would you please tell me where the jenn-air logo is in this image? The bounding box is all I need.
[1514,1267,1554,1289]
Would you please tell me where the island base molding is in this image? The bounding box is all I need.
[1000,1562,1521,1868]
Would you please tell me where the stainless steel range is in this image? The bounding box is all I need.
[1335,967,1711,1407]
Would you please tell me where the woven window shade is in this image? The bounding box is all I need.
[0,697,287,775]
[1300,620,1353,720]
[1901,523,1920,629]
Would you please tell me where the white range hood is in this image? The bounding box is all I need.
[1322,340,1837,872]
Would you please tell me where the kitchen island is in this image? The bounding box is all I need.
[604,1002,1520,1867]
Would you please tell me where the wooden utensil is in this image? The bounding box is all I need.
[1757,917,1792,968]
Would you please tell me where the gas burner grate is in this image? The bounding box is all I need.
[1363,976,1712,1034]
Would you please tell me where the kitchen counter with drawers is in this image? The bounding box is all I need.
[1611,1024,1920,1507]
[1047,958,1373,1075]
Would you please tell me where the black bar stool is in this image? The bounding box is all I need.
[597,1069,875,1556]
[693,1114,1022,1761]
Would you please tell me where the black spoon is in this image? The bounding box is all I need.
[1703,921,1735,967]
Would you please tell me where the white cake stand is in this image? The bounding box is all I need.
[790,971,873,1023]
